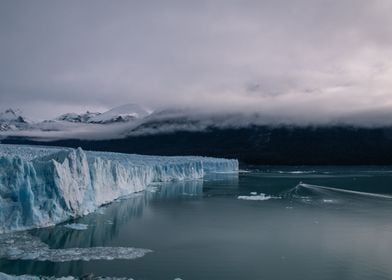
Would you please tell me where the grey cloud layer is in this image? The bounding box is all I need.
[0,0,391,122]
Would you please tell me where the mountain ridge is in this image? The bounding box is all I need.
[0,104,151,132]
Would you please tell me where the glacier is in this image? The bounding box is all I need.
[0,144,238,233]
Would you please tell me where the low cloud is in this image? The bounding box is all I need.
[0,0,391,123]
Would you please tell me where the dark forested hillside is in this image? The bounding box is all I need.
[3,125,392,165]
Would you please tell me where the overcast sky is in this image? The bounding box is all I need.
[0,0,391,122]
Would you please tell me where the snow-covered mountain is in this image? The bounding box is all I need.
[0,104,151,134]
[54,104,150,124]
[88,104,150,124]
[0,109,28,131]
[56,111,101,123]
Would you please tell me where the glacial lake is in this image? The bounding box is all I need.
[2,166,392,280]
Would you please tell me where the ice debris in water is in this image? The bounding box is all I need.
[0,272,136,279]
[0,232,152,262]
[146,186,159,193]
[63,223,88,230]
[0,272,50,279]
[0,272,77,279]
[238,192,272,201]
[0,144,238,233]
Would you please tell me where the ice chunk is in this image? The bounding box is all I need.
[63,223,88,230]
[0,273,60,280]
[0,144,238,233]
[146,186,159,193]
[0,232,152,262]
[0,273,36,280]
[0,273,135,280]
[238,193,272,201]
[0,272,136,279]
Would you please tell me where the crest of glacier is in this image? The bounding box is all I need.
[0,144,238,233]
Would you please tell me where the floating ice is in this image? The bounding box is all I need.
[63,223,88,230]
[238,169,251,173]
[238,193,272,201]
[0,273,76,280]
[277,170,316,174]
[0,272,135,279]
[146,186,159,193]
[0,144,238,233]
[0,232,152,262]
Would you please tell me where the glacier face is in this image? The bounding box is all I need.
[0,144,238,233]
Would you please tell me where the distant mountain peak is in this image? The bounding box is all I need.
[56,111,100,123]
[87,103,150,124]
[0,108,28,131]
[53,103,151,124]
[4,108,16,114]
[0,108,27,123]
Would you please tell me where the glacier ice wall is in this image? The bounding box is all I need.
[0,144,238,233]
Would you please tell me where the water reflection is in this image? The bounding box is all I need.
[203,173,239,196]
[34,180,207,248]
[0,177,230,277]
[2,169,392,279]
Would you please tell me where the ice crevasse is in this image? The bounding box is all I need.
[0,144,238,233]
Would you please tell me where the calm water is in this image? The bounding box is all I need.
[2,166,392,279]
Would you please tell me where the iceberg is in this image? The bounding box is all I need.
[63,223,89,230]
[238,192,274,201]
[0,144,238,233]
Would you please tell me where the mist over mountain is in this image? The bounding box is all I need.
[2,105,392,165]
[3,105,392,139]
